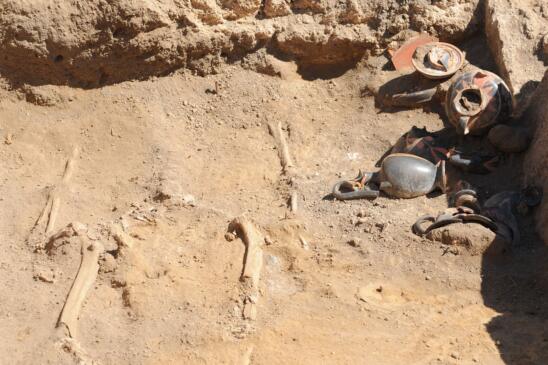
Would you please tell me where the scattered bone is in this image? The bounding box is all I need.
[44,225,77,252]
[267,121,309,250]
[33,264,61,283]
[241,344,254,365]
[268,121,294,174]
[110,224,135,249]
[57,235,104,338]
[228,216,264,320]
[44,222,87,253]
[298,235,309,250]
[57,337,100,365]
[29,147,80,246]
[289,191,298,213]
[242,295,258,320]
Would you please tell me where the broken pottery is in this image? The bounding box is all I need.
[332,153,447,200]
[390,34,439,71]
[412,42,464,79]
[445,70,513,135]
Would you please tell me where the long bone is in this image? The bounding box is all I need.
[268,121,299,213]
[57,233,104,338]
[228,216,264,320]
[30,147,80,247]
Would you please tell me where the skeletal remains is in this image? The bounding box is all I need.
[30,147,80,242]
[268,120,299,213]
[56,226,104,338]
[228,216,264,320]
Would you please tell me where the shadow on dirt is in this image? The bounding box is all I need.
[296,57,364,81]
[481,238,548,365]
[480,91,548,364]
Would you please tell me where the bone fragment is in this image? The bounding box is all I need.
[229,217,263,287]
[298,235,309,250]
[57,235,104,338]
[31,147,80,244]
[44,222,87,253]
[58,337,100,365]
[110,224,135,249]
[289,191,298,213]
[228,216,264,320]
[268,121,294,174]
[241,345,254,365]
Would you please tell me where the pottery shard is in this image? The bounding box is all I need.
[390,34,438,71]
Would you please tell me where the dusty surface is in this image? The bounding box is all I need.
[0,1,547,365]
[485,0,547,111]
[0,0,481,87]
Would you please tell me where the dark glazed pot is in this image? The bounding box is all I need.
[332,153,447,200]
[445,70,513,135]
[378,153,447,198]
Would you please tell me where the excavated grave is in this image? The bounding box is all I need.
[0,1,547,364]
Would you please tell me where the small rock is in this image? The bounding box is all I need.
[357,209,368,218]
[33,265,60,283]
[375,222,387,232]
[354,217,368,226]
[224,232,236,242]
[450,352,460,359]
[111,277,127,288]
[100,253,117,273]
[264,235,274,245]
[263,0,291,18]
[182,194,196,207]
[4,133,13,145]
[347,237,361,247]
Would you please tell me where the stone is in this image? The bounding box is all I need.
[485,0,546,112]
[263,0,291,18]
[33,265,60,283]
[99,253,118,273]
[347,237,361,247]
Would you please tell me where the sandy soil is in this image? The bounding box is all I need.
[0,1,547,362]
[1,42,547,365]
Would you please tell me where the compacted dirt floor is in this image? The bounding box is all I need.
[1,39,547,365]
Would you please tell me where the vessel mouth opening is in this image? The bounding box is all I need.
[455,87,484,116]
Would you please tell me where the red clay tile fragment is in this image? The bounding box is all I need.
[391,34,438,71]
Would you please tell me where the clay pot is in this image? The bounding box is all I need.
[445,70,513,135]
[377,153,447,198]
[332,153,447,200]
